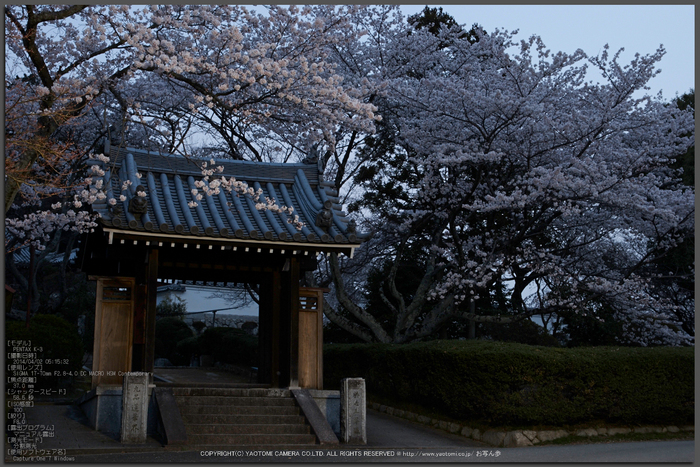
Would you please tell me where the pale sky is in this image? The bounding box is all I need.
[401,4,695,99]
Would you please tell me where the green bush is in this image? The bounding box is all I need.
[324,340,694,427]
[478,319,561,347]
[57,278,96,353]
[191,321,206,334]
[199,327,258,367]
[6,314,84,389]
[155,317,194,365]
[175,336,200,363]
[157,296,187,318]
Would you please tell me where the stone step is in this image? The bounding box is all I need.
[185,433,317,446]
[178,404,301,416]
[174,395,297,407]
[171,387,290,397]
[171,386,318,448]
[182,413,307,425]
[185,423,311,435]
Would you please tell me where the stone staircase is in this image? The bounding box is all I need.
[171,387,318,447]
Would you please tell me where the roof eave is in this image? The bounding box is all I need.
[102,227,361,258]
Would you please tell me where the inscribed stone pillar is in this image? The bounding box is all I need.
[120,372,149,444]
[340,378,366,444]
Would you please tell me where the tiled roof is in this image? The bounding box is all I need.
[156,283,186,294]
[88,144,363,253]
[11,247,78,265]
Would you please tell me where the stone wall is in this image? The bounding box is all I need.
[184,314,258,334]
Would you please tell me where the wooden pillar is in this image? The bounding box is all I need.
[298,287,326,389]
[286,257,300,388]
[271,271,281,388]
[257,279,273,385]
[131,248,148,372]
[131,282,146,372]
[143,249,158,382]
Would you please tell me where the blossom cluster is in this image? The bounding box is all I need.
[186,159,304,230]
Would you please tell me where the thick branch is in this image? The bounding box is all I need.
[28,5,88,24]
[322,299,377,343]
[403,294,456,342]
[7,6,53,90]
[385,238,407,314]
[329,252,391,343]
[394,252,439,338]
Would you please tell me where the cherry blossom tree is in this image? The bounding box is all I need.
[323,25,695,346]
[117,4,378,162]
[4,4,377,315]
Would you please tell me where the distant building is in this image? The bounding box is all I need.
[156,281,258,334]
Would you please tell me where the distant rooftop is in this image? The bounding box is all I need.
[6,231,78,265]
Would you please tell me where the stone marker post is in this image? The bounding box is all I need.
[340,378,366,444]
[121,372,149,444]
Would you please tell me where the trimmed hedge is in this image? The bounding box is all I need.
[324,340,694,427]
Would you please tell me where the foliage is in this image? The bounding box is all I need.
[559,306,625,347]
[644,89,695,338]
[154,317,194,365]
[156,296,187,319]
[324,341,694,426]
[198,327,258,367]
[175,336,200,364]
[554,89,695,346]
[478,319,562,347]
[407,6,461,35]
[57,276,96,353]
[5,227,83,316]
[6,314,84,389]
[191,321,206,334]
[407,6,482,47]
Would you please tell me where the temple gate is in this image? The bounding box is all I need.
[79,141,363,394]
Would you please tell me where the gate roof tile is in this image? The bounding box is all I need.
[88,144,363,255]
